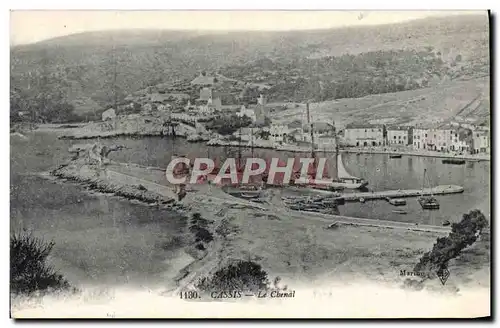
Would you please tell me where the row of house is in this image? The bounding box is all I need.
[233,121,337,148]
[342,123,490,154]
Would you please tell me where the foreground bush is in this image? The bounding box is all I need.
[196,260,269,293]
[414,209,489,280]
[10,231,70,295]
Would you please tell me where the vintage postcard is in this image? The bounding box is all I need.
[10,10,491,318]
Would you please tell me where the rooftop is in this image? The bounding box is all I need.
[345,123,384,129]
[386,126,411,131]
[149,93,171,103]
[303,122,335,133]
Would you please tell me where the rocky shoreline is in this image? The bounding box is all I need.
[58,131,169,140]
[50,162,179,208]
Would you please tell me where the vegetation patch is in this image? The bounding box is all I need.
[196,260,270,293]
[405,209,489,289]
[188,212,215,244]
[11,231,71,295]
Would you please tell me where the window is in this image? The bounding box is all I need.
[425,134,428,138]
[398,136,401,139]
[394,136,397,139]
[403,136,406,139]
[365,129,367,132]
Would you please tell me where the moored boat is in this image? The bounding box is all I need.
[418,169,440,210]
[442,158,466,165]
[392,209,407,214]
[386,197,407,206]
[297,103,368,191]
[240,192,260,199]
[418,196,440,210]
[389,154,402,159]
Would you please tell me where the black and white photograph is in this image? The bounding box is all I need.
[9,10,491,318]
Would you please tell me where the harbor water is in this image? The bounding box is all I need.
[100,136,490,226]
[10,132,491,287]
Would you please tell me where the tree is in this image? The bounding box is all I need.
[196,260,270,293]
[413,209,489,280]
[206,114,252,136]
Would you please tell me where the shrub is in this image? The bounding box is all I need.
[194,227,214,244]
[414,209,489,279]
[10,231,70,294]
[195,243,206,251]
[196,260,269,293]
[189,213,214,244]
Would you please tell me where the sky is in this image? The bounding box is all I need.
[10,10,486,46]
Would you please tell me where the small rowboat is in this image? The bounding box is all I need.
[386,197,407,206]
[240,192,260,199]
[392,209,407,214]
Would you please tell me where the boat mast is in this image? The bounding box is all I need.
[422,168,427,194]
[306,102,315,159]
[238,127,242,169]
[251,126,254,158]
[334,119,339,180]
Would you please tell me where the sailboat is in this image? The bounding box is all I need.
[296,103,368,191]
[418,169,440,210]
[220,127,264,198]
[330,153,369,189]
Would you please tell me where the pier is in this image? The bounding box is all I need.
[338,185,464,202]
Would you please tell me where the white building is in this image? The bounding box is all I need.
[316,135,337,149]
[413,125,469,152]
[343,124,384,147]
[387,126,411,145]
[412,127,428,150]
[269,124,290,144]
[102,108,116,121]
[257,94,267,106]
[236,105,257,122]
[184,100,196,111]
[157,104,172,112]
[472,129,490,154]
[288,128,306,142]
[198,97,222,115]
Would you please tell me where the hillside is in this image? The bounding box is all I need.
[270,77,490,128]
[10,13,489,119]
